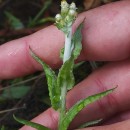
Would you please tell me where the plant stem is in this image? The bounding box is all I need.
[59,27,72,130]
[63,28,72,63]
[59,84,67,129]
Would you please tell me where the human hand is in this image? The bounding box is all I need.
[1,0,130,130]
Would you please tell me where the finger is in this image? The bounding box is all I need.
[79,119,130,130]
[1,1,130,79]
[21,59,130,130]
[103,110,130,125]
[66,60,130,129]
[20,108,59,130]
[0,26,64,79]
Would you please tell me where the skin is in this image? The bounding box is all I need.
[1,0,130,129]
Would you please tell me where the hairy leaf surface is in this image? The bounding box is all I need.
[14,115,50,130]
[58,23,83,91]
[57,55,75,90]
[72,23,83,59]
[61,88,115,130]
[60,22,83,60]
[30,48,60,110]
[60,47,64,59]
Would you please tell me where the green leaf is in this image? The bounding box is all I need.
[72,22,83,59]
[5,11,24,30]
[38,17,55,25]
[61,88,116,130]
[60,22,83,61]
[0,86,30,99]
[57,23,83,91]
[28,0,52,27]
[30,48,60,110]
[57,55,75,90]
[1,126,5,130]
[13,115,50,130]
[60,47,64,59]
[78,119,102,128]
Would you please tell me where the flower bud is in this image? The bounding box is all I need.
[61,1,69,14]
[55,14,62,22]
[70,2,77,10]
[55,1,78,33]
[68,9,76,16]
[61,0,69,9]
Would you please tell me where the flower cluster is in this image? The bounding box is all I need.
[55,0,77,34]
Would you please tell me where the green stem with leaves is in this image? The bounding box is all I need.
[59,84,67,129]
[63,28,72,63]
[59,27,72,129]
[14,1,115,130]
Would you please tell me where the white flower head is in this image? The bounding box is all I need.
[61,0,69,9]
[70,2,77,10]
[61,0,69,14]
[55,0,77,34]
[55,14,62,22]
[69,9,76,16]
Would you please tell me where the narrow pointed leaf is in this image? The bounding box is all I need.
[5,11,24,30]
[28,0,52,27]
[72,22,83,59]
[61,88,115,130]
[57,55,75,90]
[30,48,60,110]
[1,86,30,99]
[78,119,102,128]
[13,115,50,130]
